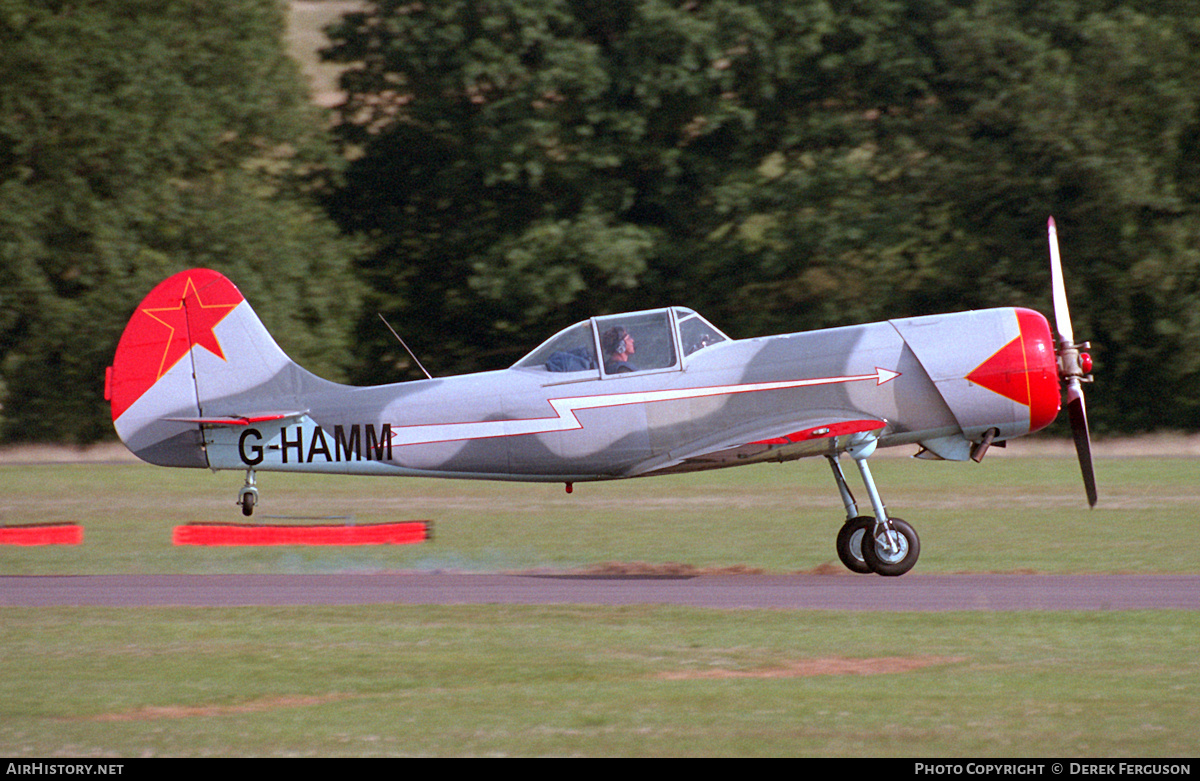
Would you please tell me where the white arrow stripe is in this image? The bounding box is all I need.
[389,367,900,446]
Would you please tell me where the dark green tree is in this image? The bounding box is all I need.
[0,0,362,442]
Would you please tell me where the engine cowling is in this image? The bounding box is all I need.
[892,307,1061,447]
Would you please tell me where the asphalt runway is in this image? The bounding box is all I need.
[3,573,1199,610]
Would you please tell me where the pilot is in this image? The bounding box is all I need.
[601,326,637,374]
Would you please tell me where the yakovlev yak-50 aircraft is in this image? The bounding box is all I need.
[106,218,1096,576]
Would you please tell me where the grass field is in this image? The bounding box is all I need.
[1,451,1198,756]
[1,448,1196,575]
[2,606,1196,757]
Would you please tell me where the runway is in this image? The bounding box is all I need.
[3,573,1198,610]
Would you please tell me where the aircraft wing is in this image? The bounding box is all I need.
[633,415,887,476]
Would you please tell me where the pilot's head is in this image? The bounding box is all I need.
[601,326,631,356]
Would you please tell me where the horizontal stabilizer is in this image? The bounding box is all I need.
[164,411,309,427]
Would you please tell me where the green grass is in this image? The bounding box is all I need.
[0,454,1195,575]
[1,454,1197,756]
[2,606,1197,757]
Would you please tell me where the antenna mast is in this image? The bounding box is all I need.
[377,313,433,380]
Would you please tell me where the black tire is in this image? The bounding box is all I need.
[240,492,255,517]
[835,516,875,574]
[860,517,920,577]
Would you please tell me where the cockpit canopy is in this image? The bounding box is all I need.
[514,307,729,376]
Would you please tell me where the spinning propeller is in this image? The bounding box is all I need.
[1047,217,1097,507]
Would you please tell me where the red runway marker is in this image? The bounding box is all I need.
[0,524,84,546]
[173,521,430,546]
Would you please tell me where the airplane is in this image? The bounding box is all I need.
[105,218,1095,576]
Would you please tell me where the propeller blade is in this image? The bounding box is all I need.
[1065,381,1098,508]
[1048,216,1097,507]
[1048,217,1075,346]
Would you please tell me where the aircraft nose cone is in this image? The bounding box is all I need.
[965,308,1061,435]
[1019,308,1063,433]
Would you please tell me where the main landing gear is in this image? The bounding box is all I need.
[826,437,921,577]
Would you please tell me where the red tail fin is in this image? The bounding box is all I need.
[109,269,243,423]
[107,269,296,467]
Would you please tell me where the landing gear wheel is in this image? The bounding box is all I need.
[860,517,920,577]
[238,469,258,517]
[835,516,875,574]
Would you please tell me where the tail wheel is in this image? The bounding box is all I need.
[860,518,920,577]
[835,516,875,574]
[240,491,255,517]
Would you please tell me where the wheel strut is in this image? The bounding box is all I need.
[825,455,859,521]
[845,435,897,553]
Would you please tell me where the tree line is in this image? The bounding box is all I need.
[3,0,1199,443]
